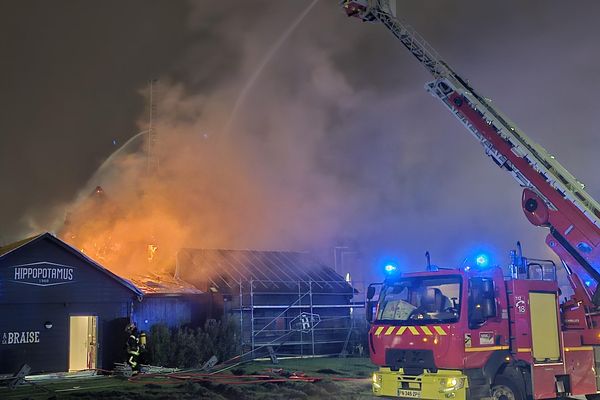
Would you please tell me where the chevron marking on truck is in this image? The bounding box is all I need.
[433,326,448,336]
[407,326,420,335]
[374,326,448,336]
[395,326,407,336]
[421,326,434,336]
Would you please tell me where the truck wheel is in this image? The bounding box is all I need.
[491,376,524,400]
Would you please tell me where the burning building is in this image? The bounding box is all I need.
[0,178,362,375]
[0,233,218,375]
[129,272,216,331]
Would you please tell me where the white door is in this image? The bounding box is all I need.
[69,316,97,371]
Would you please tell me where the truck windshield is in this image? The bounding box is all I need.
[376,276,462,324]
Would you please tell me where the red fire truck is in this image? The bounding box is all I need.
[342,1,600,399]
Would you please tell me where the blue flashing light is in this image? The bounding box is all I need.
[384,264,397,273]
[475,254,489,268]
[585,280,592,287]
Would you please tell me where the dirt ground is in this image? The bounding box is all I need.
[0,357,376,400]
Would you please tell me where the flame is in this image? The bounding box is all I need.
[147,244,158,261]
[59,179,188,280]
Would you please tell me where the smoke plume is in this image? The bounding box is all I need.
[5,1,600,283]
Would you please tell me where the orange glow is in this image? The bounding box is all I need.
[56,75,351,282]
[59,180,188,280]
[147,244,158,261]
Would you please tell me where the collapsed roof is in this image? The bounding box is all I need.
[129,271,203,295]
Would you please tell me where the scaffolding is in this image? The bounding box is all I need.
[175,248,369,359]
[227,278,366,358]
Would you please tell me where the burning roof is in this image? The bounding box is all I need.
[0,233,205,296]
[129,271,203,295]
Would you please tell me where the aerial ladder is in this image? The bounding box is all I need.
[343,1,600,305]
[342,1,600,399]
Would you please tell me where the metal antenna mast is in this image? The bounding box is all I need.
[147,78,159,175]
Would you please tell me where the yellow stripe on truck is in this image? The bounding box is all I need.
[408,326,420,335]
[375,325,448,336]
[396,326,407,336]
[565,346,593,352]
[421,326,433,336]
[464,346,509,352]
[433,326,447,335]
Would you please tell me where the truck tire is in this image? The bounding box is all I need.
[586,395,600,400]
[491,375,525,400]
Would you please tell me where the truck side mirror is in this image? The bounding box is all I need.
[367,286,376,300]
[366,300,374,323]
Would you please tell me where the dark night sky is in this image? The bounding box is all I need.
[2,1,600,281]
[0,1,190,237]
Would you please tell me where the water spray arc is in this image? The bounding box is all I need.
[224,0,320,134]
[84,78,160,193]
[84,130,148,191]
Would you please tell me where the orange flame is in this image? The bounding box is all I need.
[60,180,188,280]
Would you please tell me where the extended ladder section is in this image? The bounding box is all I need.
[342,0,600,294]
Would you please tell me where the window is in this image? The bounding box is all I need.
[376,276,462,324]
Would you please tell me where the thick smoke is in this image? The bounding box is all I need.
[6,1,600,283]
[61,1,365,277]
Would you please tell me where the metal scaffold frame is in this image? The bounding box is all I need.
[228,278,367,358]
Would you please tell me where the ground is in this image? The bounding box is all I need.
[3,358,590,400]
[0,357,376,400]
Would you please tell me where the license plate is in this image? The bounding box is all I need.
[397,389,420,398]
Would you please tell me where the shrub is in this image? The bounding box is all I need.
[146,318,240,368]
[172,327,202,368]
[202,318,240,363]
[147,324,172,366]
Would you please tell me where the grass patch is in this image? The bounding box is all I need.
[230,368,246,376]
[2,357,375,400]
[315,368,340,375]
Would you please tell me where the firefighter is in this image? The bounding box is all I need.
[138,330,147,366]
[125,323,141,370]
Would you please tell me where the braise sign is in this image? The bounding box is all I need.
[8,261,76,287]
[2,331,41,345]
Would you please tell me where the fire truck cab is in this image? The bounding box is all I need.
[365,252,593,399]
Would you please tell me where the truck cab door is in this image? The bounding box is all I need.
[529,292,560,362]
